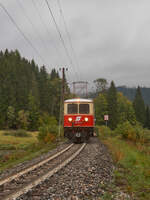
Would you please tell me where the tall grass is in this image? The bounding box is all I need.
[98,124,150,200]
[0,130,58,173]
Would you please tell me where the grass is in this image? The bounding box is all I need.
[0,130,38,145]
[0,130,60,173]
[98,127,150,200]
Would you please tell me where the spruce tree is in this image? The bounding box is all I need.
[133,86,145,125]
[145,106,150,129]
[107,81,118,129]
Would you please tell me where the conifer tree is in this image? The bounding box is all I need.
[50,68,59,80]
[145,106,150,129]
[94,93,108,125]
[133,86,146,125]
[107,81,118,129]
[28,93,39,130]
[38,66,50,112]
[0,49,69,128]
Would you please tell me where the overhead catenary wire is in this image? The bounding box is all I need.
[44,0,79,81]
[16,0,52,71]
[31,0,64,67]
[0,2,47,66]
[31,0,73,81]
[57,0,83,81]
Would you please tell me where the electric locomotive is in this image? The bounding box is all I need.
[64,98,94,143]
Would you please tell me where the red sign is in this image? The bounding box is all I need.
[104,115,109,121]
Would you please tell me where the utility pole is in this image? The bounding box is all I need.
[62,67,65,109]
[58,67,68,137]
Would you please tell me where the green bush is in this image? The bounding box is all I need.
[115,121,150,143]
[38,125,57,143]
[38,115,58,143]
[39,114,57,127]
[115,121,136,140]
[98,125,112,138]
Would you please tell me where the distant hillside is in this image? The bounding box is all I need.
[117,86,150,106]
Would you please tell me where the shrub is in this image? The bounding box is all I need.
[115,121,150,143]
[17,110,29,130]
[38,114,58,143]
[38,125,57,143]
[115,121,135,140]
[7,106,16,129]
[39,113,57,127]
[98,125,112,138]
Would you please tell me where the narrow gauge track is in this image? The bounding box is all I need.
[0,143,86,200]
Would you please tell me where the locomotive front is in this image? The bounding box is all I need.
[64,98,94,143]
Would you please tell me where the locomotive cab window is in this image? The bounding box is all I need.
[67,104,78,114]
[79,104,89,114]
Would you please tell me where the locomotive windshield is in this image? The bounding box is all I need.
[79,104,89,114]
[68,104,78,114]
[67,103,90,114]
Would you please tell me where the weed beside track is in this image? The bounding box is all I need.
[98,126,150,200]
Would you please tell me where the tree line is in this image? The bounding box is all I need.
[117,86,150,106]
[0,49,70,130]
[93,78,150,130]
[1,49,149,132]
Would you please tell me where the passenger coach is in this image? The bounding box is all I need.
[64,98,94,143]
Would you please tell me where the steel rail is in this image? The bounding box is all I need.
[0,143,74,186]
[4,143,86,200]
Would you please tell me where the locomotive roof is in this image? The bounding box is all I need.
[64,98,93,103]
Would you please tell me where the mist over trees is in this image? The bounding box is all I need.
[0,49,69,130]
[117,86,150,106]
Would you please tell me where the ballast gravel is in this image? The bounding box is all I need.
[18,138,115,200]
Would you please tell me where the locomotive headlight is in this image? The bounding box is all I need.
[68,117,72,122]
[85,117,88,122]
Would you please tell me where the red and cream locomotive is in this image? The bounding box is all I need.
[64,98,94,143]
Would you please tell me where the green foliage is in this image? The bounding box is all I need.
[145,106,150,129]
[115,121,136,140]
[97,125,112,139]
[39,113,57,126]
[107,81,118,129]
[0,50,69,129]
[0,116,5,130]
[17,110,29,129]
[99,135,150,200]
[115,121,150,143]
[133,86,146,126]
[0,130,57,172]
[113,139,150,200]
[94,81,136,129]
[38,114,58,143]
[94,93,108,125]
[93,78,108,94]
[7,106,16,128]
[117,92,136,125]
[28,93,40,131]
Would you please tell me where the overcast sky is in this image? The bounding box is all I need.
[0,0,150,88]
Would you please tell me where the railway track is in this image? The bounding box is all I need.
[0,143,86,200]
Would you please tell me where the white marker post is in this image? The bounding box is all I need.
[104,115,109,126]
